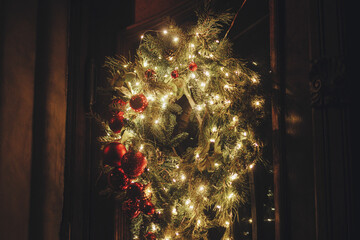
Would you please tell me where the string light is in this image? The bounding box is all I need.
[163,30,168,34]
[180,174,186,181]
[140,35,144,39]
[199,186,205,192]
[173,37,179,42]
[229,173,238,181]
[249,163,254,169]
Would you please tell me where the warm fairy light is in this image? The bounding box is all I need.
[228,193,234,199]
[164,74,168,77]
[232,116,238,122]
[205,71,210,76]
[172,207,177,215]
[162,103,167,109]
[216,205,221,209]
[249,163,254,169]
[163,30,168,34]
[139,144,144,151]
[175,232,179,236]
[147,95,154,101]
[181,174,186,181]
[196,105,203,111]
[214,163,220,167]
[190,43,195,48]
[158,56,162,59]
[229,173,238,181]
[169,56,173,61]
[254,142,259,147]
[172,178,176,183]
[199,186,205,192]
[140,114,145,119]
[155,119,160,124]
[252,61,258,66]
[225,73,229,77]
[196,32,199,36]
[210,138,215,143]
[254,100,261,106]
[209,53,214,58]
[189,205,194,209]
[224,84,230,89]
[135,82,140,86]
[123,64,128,68]
[212,127,217,132]
[197,220,201,225]
[251,77,258,83]
[195,153,200,159]
[151,223,156,231]
[236,143,242,149]
[200,82,206,87]
[215,39,219,43]
[209,100,214,105]
[249,218,253,223]
[140,35,144,39]
[243,132,247,137]
[185,199,191,205]
[173,37,179,42]
[143,61,148,67]
[225,221,230,227]
[225,100,231,104]
[215,95,220,100]
[191,73,196,78]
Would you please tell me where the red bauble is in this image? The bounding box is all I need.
[144,69,156,81]
[130,94,148,113]
[141,200,155,215]
[109,98,127,115]
[145,232,156,240]
[102,143,127,167]
[126,182,144,201]
[189,62,198,71]
[171,70,179,79]
[123,199,141,218]
[120,151,147,178]
[109,114,124,133]
[108,167,130,190]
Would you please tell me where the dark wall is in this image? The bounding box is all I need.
[0,0,68,239]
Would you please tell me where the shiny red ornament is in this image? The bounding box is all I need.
[130,94,148,113]
[141,200,155,215]
[108,167,130,190]
[122,199,141,218]
[144,69,156,81]
[126,182,144,201]
[145,232,156,240]
[188,62,198,71]
[171,70,179,79]
[109,114,124,133]
[120,151,147,178]
[102,142,127,167]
